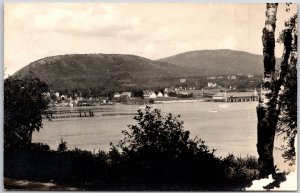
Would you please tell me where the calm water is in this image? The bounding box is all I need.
[33,102,259,157]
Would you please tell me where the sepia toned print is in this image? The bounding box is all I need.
[4,3,297,191]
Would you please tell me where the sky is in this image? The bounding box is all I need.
[4,3,297,76]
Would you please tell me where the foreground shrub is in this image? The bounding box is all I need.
[107,106,257,190]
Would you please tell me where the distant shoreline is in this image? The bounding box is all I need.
[153,99,204,104]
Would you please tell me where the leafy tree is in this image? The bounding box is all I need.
[276,13,297,165]
[131,89,144,98]
[4,75,50,149]
[57,138,68,152]
[257,3,297,177]
[50,92,58,101]
[114,106,219,185]
[117,106,213,154]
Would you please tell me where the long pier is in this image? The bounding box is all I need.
[43,110,136,120]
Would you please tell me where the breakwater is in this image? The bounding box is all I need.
[43,110,136,119]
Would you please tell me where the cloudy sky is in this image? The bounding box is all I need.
[4,3,297,76]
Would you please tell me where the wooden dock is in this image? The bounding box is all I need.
[43,110,136,119]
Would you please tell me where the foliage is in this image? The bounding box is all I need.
[276,14,297,165]
[117,106,210,155]
[4,75,50,149]
[277,61,297,164]
[257,4,297,176]
[57,138,68,152]
[131,89,144,98]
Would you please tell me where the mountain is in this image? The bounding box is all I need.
[14,50,279,92]
[14,54,189,91]
[158,49,279,76]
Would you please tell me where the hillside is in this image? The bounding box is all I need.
[14,54,189,91]
[158,49,280,76]
[14,50,279,93]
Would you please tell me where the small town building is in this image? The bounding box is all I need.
[149,92,157,98]
[213,90,259,102]
[227,75,236,80]
[77,96,84,101]
[157,92,163,97]
[120,92,131,98]
[163,93,169,97]
[143,91,151,98]
[212,92,227,102]
[177,90,193,96]
[180,79,186,83]
[113,93,121,98]
[202,89,220,98]
[253,88,258,96]
[226,91,258,102]
[208,82,217,88]
[207,76,216,80]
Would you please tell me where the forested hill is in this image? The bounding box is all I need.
[14,54,189,91]
[14,50,279,92]
[158,49,280,76]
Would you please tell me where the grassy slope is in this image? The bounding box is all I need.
[14,54,188,90]
[158,49,281,76]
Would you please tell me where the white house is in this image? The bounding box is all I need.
[253,88,258,96]
[121,92,131,98]
[208,82,217,88]
[149,92,157,98]
[207,76,216,80]
[164,93,169,97]
[180,79,186,83]
[55,92,60,98]
[113,93,121,98]
[227,75,237,80]
[143,91,151,98]
[157,92,163,97]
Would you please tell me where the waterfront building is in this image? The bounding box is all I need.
[213,92,227,102]
[226,91,258,102]
[143,91,151,98]
[113,93,121,98]
[180,79,186,83]
[120,92,132,98]
[208,82,217,88]
[157,92,163,97]
[213,89,259,102]
[149,92,157,98]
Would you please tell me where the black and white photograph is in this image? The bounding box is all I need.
[3,2,297,191]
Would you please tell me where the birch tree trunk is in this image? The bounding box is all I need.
[257,3,278,178]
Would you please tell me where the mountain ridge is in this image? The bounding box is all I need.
[14,49,277,92]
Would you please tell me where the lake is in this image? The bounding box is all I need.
[33,101,259,157]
